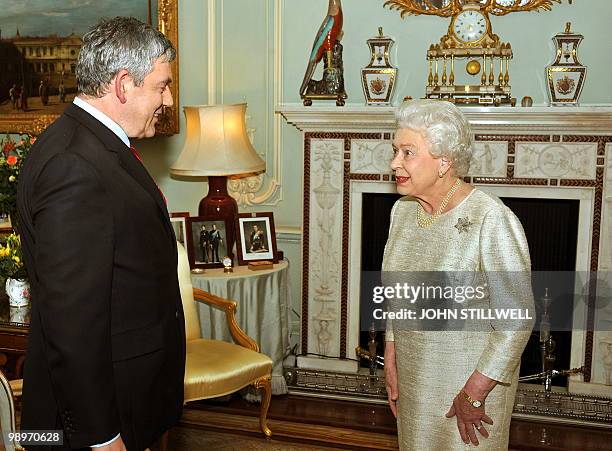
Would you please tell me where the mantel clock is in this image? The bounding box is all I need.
[383,0,572,106]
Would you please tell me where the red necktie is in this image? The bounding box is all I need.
[130,145,167,205]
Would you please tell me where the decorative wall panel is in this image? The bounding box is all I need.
[350,140,393,174]
[515,143,598,179]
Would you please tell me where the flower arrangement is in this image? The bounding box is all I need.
[0,134,34,220]
[0,233,27,280]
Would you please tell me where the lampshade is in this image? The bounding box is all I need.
[170,103,265,177]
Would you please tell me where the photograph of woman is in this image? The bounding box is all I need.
[383,99,534,450]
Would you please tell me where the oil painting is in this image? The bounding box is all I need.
[0,0,178,135]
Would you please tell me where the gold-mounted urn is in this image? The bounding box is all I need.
[546,22,587,105]
[361,27,398,106]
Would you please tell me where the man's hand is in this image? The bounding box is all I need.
[384,341,399,418]
[92,436,126,451]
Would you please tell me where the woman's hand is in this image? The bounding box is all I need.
[446,370,497,446]
[446,391,493,446]
[384,341,399,417]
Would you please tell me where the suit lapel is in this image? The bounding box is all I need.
[64,104,175,241]
[116,148,174,240]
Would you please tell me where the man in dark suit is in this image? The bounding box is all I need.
[16,17,185,451]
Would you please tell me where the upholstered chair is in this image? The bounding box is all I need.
[0,370,23,451]
[176,242,273,437]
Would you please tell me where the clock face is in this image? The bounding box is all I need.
[453,10,487,43]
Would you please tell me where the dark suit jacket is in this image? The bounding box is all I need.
[16,103,186,450]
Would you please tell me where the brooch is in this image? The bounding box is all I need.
[454,217,473,234]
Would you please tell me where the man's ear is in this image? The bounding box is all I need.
[113,69,132,104]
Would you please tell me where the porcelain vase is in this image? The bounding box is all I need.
[361,27,397,106]
[6,278,30,308]
[546,22,587,106]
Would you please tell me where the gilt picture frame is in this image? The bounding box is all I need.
[0,0,179,135]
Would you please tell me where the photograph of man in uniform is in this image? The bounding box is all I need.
[199,225,210,263]
[209,224,223,263]
[249,224,267,253]
[190,220,227,266]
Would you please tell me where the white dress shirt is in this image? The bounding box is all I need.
[73,96,130,148]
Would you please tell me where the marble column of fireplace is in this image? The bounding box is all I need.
[278,105,612,396]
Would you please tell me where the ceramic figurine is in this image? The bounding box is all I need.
[299,0,347,106]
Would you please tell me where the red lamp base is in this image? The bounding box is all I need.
[199,176,237,258]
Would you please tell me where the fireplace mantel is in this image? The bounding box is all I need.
[279,103,612,399]
[278,104,612,133]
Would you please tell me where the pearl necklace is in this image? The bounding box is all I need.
[416,178,462,228]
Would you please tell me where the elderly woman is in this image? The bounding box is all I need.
[383,100,533,450]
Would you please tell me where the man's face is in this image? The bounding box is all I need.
[123,57,173,138]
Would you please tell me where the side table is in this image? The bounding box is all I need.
[191,261,290,395]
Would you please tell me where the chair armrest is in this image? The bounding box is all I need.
[8,379,22,398]
[192,287,259,352]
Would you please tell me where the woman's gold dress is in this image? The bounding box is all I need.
[383,189,534,451]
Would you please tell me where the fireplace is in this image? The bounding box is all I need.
[358,193,580,387]
[279,105,612,401]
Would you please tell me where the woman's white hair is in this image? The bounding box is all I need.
[395,99,473,177]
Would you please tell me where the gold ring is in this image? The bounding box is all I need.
[475,424,482,430]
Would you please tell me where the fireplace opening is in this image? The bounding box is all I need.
[359,193,580,387]
[501,197,579,387]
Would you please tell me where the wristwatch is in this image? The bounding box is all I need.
[460,389,482,408]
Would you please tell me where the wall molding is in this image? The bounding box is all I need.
[206,0,216,104]
[207,0,284,207]
[277,227,302,245]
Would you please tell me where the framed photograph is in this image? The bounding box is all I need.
[169,211,189,247]
[235,212,278,266]
[0,0,179,135]
[186,216,233,269]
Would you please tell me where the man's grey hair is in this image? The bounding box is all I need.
[395,99,473,177]
[76,16,176,97]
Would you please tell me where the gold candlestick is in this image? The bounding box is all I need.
[442,54,447,86]
[481,55,487,86]
[434,57,439,87]
[504,56,510,86]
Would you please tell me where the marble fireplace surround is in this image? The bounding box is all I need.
[278,105,612,396]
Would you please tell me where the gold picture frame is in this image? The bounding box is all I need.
[0,0,179,136]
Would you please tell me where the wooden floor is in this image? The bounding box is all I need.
[182,394,612,450]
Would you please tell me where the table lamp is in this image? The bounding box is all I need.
[170,103,265,222]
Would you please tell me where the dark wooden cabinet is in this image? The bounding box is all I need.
[0,293,29,379]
